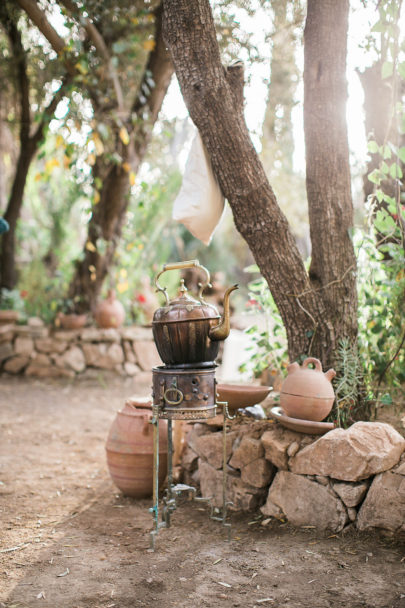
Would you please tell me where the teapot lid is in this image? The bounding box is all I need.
[153,281,219,323]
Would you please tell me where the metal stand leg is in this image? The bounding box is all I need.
[149,405,160,550]
[149,402,234,549]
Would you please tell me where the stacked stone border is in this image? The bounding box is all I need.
[0,320,161,378]
[182,417,405,533]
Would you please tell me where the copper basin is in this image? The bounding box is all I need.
[216,384,271,411]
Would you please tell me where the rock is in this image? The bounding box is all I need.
[394,461,405,475]
[27,316,44,327]
[188,431,236,470]
[261,471,349,531]
[0,342,13,362]
[80,327,120,342]
[16,321,48,338]
[181,445,199,471]
[3,355,29,374]
[199,460,266,511]
[82,343,124,368]
[290,422,405,481]
[287,441,300,458]
[123,361,140,376]
[357,470,405,532]
[120,326,153,341]
[241,458,275,488]
[35,338,67,354]
[133,340,162,371]
[0,324,15,343]
[52,329,80,342]
[347,508,357,522]
[31,353,51,366]
[25,364,74,378]
[315,475,329,486]
[229,436,263,469]
[60,346,86,373]
[261,426,304,470]
[123,340,136,363]
[261,497,283,519]
[14,336,34,357]
[332,480,369,507]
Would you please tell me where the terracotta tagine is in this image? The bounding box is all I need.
[152,259,238,365]
[57,312,87,330]
[94,289,125,329]
[280,357,336,422]
[105,397,168,498]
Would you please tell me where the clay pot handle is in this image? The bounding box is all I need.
[302,357,322,371]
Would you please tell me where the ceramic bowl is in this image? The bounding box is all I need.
[216,384,271,411]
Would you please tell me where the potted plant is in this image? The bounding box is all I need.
[0,288,25,325]
[55,297,87,330]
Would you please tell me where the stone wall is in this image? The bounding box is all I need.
[182,417,405,533]
[0,319,161,378]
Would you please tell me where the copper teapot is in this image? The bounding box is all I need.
[152,260,238,366]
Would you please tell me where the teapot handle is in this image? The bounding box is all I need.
[154,259,212,304]
[302,357,322,371]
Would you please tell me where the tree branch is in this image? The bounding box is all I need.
[59,0,125,115]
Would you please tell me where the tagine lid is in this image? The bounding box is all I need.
[280,357,336,399]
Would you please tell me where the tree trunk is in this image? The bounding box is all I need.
[304,0,358,353]
[68,6,174,313]
[0,6,69,289]
[162,0,357,370]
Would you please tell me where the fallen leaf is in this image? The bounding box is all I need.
[213,558,222,565]
[36,591,45,599]
[56,568,70,577]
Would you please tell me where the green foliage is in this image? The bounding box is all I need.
[0,288,25,313]
[239,265,288,379]
[330,338,367,428]
[357,231,405,388]
[17,261,66,324]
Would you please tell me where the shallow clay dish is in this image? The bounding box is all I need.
[216,384,271,411]
[270,406,335,435]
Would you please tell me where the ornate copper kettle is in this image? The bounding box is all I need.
[152,260,238,366]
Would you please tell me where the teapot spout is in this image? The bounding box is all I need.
[209,284,238,342]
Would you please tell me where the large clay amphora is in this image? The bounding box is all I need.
[94,289,125,329]
[105,397,167,498]
[280,357,336,422]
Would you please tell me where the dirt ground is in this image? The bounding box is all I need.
[0,375,404,608]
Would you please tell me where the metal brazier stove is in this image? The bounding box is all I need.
[149,260,237,549]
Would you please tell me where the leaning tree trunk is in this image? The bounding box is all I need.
[0,6,69,289]
[68,7,174,313]
[162,0,357,370]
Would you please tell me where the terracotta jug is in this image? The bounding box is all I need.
[105,397,167,498]
[94,289,125,328]
[280,357,336,422]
